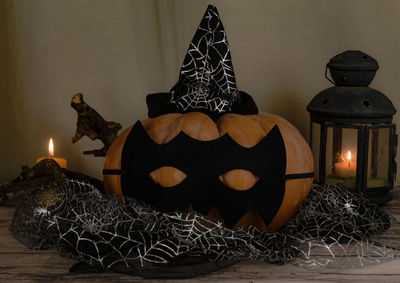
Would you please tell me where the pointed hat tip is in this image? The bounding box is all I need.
[206,4,219,15]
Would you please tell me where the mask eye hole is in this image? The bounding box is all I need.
[219,169,260,191]
[149,166,187,188]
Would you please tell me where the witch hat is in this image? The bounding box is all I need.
[147,5,257,119]
[170,5,239,114]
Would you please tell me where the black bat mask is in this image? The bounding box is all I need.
[106,121,300,228]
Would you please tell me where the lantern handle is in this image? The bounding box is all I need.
[325,64,336,85]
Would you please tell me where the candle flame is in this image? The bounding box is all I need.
[346,150,351,161]
[49,138,54,158]
[346,150,352,168]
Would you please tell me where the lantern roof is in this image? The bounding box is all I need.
[309,50,396,123]
[307,86,396,123]
[326,51,379,86]
[328,50,379,71]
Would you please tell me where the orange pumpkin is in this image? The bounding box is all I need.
[104,111,313,231]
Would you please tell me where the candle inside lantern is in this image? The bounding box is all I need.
[36,138,67,168]
[334,150,356,179]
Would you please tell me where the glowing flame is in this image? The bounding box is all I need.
[49,138,54,158]
[346,150,352,161]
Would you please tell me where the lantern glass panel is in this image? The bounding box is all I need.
[367,127,390,188]
[311,122,321,182]
[325,126,358,188]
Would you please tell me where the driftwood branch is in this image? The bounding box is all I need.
[71,93,121,156]
[0,159,104,202]
[1,93,122,202]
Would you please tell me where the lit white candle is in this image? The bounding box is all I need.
[36,138,67,168]
[334,150,356,179]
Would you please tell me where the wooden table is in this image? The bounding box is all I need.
[1,191,400,283]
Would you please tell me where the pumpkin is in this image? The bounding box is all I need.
[104,5,314,231]
[104,111,313,231]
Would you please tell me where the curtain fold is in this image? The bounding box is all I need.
[1,0,399,183]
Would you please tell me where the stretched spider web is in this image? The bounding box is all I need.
[10,180,400,278]
[169,5,239,113]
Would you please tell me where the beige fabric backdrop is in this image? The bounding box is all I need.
[1,0,400,183]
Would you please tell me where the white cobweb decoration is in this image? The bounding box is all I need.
[169,5,239,113]
[284,184,400,269]
[10,180,400,278]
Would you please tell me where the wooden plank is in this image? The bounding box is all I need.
[3,260,400,283]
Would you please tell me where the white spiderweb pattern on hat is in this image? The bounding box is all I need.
[170,5,239,113]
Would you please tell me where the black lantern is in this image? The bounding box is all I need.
[307,50,397,204]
